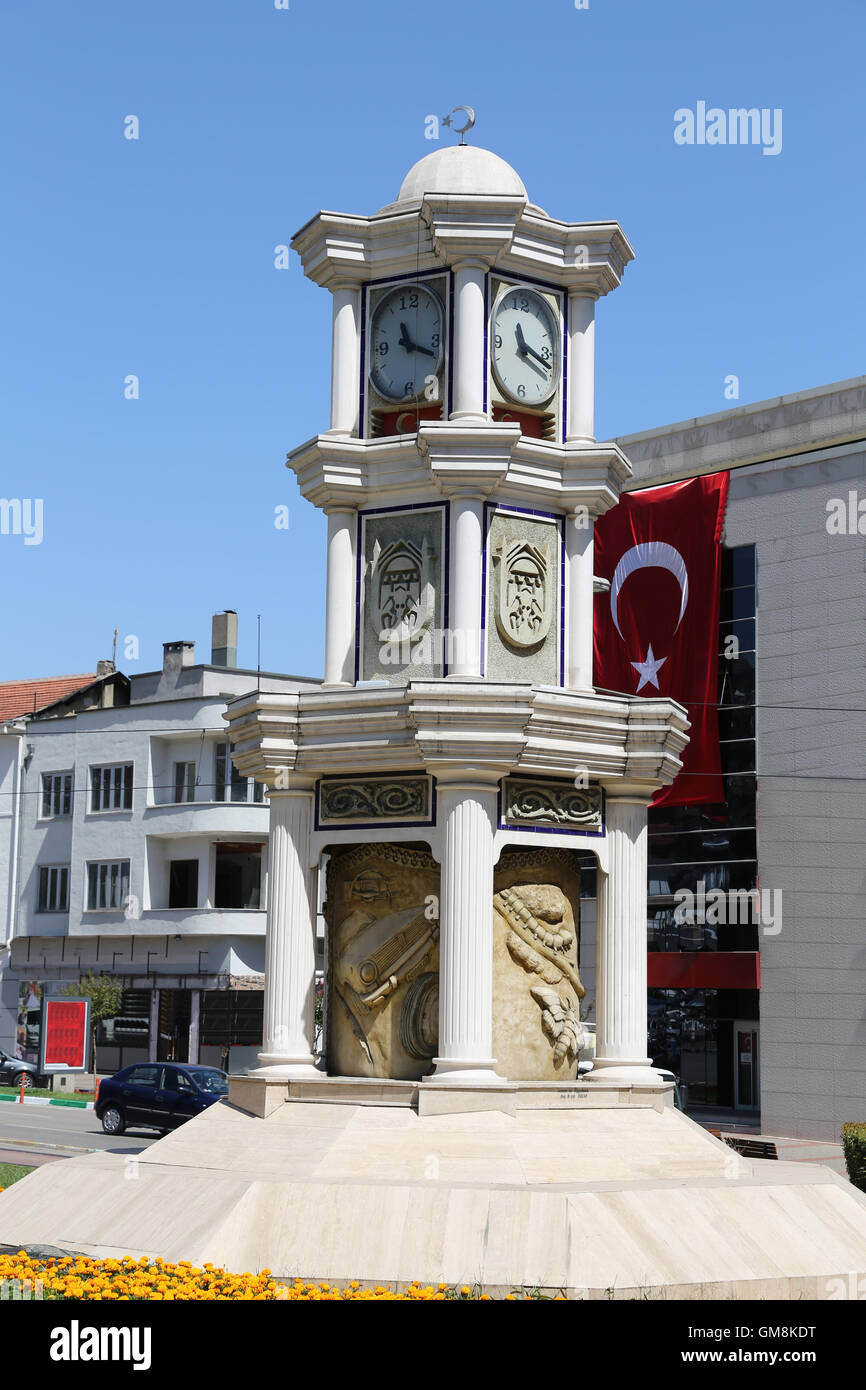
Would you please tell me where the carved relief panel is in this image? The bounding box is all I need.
[492,848,585,1081]
[486,509,561,686]
[360,507,445,682]
[325,843,440,1081]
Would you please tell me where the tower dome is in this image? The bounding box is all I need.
[378,145,531,213]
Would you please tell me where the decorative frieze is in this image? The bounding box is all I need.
[317,775,433,827]
[502,776,603,833]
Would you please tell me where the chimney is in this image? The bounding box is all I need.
[163,640,195,675]
[96,659,115,677]
[211,610,238,668]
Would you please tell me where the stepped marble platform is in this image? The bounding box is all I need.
[1,1079,865,1299]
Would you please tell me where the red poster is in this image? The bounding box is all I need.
[593,472,729,807]
[42,999,89,1070]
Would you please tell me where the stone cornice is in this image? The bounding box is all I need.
[287,429,633,516]
[224,681,688,797]
[420,193,527,265]
[290,203,634,298]
[499,214,635,297]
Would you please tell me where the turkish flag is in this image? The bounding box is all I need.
[592,472,729,807]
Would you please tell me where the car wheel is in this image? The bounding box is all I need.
[101,1105,125,1136]
[12,1072,33,1090]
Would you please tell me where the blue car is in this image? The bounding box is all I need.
[95,1062,228,1136]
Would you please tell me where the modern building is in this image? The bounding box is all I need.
[611,374,866,1141]
[0,612,320,1075]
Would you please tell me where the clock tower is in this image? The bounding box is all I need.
[226,137,689,1093]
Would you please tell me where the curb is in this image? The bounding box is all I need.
[0,1095,94,1111]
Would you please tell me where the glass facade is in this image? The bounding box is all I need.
[646,544,759,1108]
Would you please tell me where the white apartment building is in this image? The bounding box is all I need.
[0,613,319,1075]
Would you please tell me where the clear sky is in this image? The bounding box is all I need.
[2,0,863,684]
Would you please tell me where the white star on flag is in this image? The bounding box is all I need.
[630,642,667,692]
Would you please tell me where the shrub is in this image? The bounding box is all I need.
[842,1122,866,1193]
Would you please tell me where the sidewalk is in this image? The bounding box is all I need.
[688,1107,847,1177]
[0,1094,94,1112]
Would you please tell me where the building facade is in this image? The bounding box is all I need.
[609,375,866,1141]
[0,614,320,1075]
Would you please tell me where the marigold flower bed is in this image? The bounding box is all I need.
[0,1251,525,1300]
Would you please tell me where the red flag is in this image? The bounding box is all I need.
[592,472,729,807]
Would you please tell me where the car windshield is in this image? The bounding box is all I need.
[186,1069,228,1095]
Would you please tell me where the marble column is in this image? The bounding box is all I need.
[328,284,361,435]
[448,494,484,677]
[567,293,596,443]
[323,507,356,686]
[565,508,595,690]
[590,794,663,1085]
[428,777,504,1083]
[450,259,487,424]
[251,784,319,1077]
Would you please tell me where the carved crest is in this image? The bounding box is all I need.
[493,537,553,648]
[370,537,435,646]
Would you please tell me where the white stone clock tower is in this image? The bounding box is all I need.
[226,139,689,1093]
[9,138,866,1303]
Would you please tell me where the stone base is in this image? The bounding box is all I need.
[2,1076,866,1299]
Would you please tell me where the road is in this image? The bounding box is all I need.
[0,1102,158,1159]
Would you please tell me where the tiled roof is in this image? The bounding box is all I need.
[0,674,98,721]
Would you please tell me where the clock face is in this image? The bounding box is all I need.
[369,283,444,403]
[491,286,560,407]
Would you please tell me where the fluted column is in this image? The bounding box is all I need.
[448,494,484,677]
[590,794,663,1084]
[328,284,361,435]
[428,777,504,1083]
[323,507,356,685]
[565,509,595,690]
[251,784,319,1077]
[566,292,596,442]
[450,260,487,424]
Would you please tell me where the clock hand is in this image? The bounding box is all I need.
[399,323,436,357]
[523,342,551,370]
[514,320,550,370]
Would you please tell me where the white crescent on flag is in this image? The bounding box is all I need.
[609,541,689,639]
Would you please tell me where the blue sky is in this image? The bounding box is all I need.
[2,0,863,683]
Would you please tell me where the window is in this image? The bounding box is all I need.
[169,859,198,909]
[214,844,263,909]
[173,761,196,803]
[87,859,130,911]
[37,865,69,913]
[161,1068,194,1093]
[90,763,133,812]
[125,1065,161,1088]
[41,772,73,818]
[214,743,264,804]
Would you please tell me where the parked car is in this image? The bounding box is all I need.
[94,1062,229,1136]
[0,1048,44,1090]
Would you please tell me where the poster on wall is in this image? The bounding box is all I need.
[39,997,90,1072]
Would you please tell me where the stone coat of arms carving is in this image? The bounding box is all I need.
[370,537,436,648]
[493,536,553,649]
